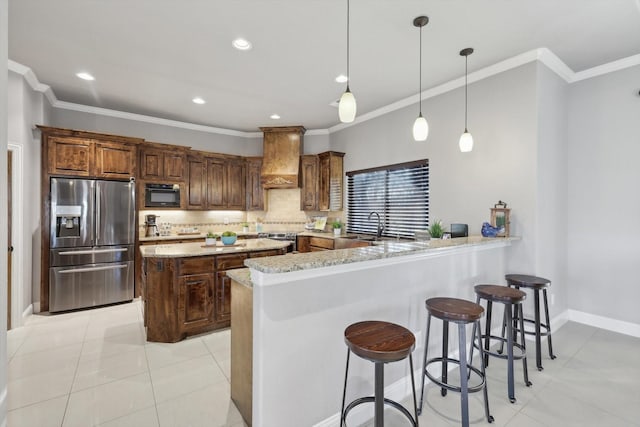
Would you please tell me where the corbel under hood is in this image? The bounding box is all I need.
[260,126,306,189]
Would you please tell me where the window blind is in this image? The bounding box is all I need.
[346,160,429,238]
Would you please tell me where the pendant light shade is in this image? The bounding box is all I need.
[339,87,357,123]
[413,114,429,141]
[459,47,474,152]
[339,0,356,123]
[413,16,429,141]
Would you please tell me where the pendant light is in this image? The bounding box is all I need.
[459,47,474,152]
[412,16,429,141]
[338,0,356,123]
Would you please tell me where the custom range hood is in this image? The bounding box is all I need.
[260,126,306,189]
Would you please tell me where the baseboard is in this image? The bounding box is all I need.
[568,309,640,338]
[22,304,33,323]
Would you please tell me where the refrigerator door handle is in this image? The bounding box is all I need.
[95,187,101,245]
[58,264,128,274]
[58,248,128,256]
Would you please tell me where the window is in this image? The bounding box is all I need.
[346,160,429,238]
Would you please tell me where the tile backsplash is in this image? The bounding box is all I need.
[140,188,343,236]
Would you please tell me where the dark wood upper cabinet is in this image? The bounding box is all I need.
[318,151,345,211]
[95,141,137,179]
[246,157,264,211]
[227,158,246,210]
[140,145,186,182]
[47,136,94,177]
[300,155,319,211]
[206,156,227,209]
[187,155,207,209]
[300,151,344,212]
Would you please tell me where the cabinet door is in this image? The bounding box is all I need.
[246,157,264,211]
[318,152,344,211]
[47,136,93,176]
[215,271,232,324]
[164,152,186,181]
[187,157,207,209]
[300,155,319,211]
[178,273,214,331]
[94,141,136,179]
[318,154,330,211]
[140,149,164,180]
[297,236,310,253]
[227,159,246,210]
[206,157,227,209]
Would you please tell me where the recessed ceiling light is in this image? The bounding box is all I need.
[335,74,348,83]
[76,72,95,81]
[270,114,281,120]
[232,38,252,51]
[192,97,206,105]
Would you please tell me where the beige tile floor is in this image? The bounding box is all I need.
[6,300,640,426]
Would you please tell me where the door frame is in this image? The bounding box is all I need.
[7,143,24,328]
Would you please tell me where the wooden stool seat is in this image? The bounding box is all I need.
[341,321,419,426]
[345,321,416,363]
[505,274,550,289]
[425,297,484,323]
[474,284,526,304]
[504,273,556,371]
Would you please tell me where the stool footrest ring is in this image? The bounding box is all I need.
[514,318,552,337]
[424,357,485,394]
[475,335,527,360]
[342,396,418,426]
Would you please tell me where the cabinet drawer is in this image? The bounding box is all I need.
[249,249,282,258]
[309,237,334,250]
[216,253,248,270]
[179,256,214,276]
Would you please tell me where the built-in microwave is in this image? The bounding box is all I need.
[144,183,181,207]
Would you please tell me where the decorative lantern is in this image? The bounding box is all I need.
[490,200,511,237]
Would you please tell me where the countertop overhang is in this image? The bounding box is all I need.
[246,236,519,286]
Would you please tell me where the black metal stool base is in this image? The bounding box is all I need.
[342,395,418,427]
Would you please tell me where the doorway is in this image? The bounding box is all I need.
[7,150,12,330]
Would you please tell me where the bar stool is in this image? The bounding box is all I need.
[340,321,419,427]
[503,274,557,371]
[418,298,493,427]
[470,285,532,403]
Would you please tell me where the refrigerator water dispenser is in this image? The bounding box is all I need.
[55,205,82,238]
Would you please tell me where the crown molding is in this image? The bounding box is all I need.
[9,49,640,138]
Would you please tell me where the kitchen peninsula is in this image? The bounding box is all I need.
[229,236,519,427]
[139,239,290,342]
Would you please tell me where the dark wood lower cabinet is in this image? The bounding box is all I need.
[142,247,285,343]
[179,273,214,332]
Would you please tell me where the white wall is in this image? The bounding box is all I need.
[567,65,640,324]
[50,108,262,156]
[1,0,10,423]
[8,70,50,316]
[331,63,540,270]
[535,63,569,317]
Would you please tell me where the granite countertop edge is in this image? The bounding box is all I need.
[139,239,291,258]
[226,268,253,288]
[245,236,519,274]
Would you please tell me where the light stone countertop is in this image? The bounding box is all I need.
[139,232,259,242]
[226,268,253,288]
[245,236,519,274]
[139,238,291,258]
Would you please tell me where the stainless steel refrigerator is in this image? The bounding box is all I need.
[49,177,136,312]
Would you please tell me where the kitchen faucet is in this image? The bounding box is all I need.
[368,211,384,239]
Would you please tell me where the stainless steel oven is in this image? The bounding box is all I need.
[259,232,297,252]
[144,183,181,207]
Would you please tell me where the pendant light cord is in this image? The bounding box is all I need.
[346,0,350,89]
[464,54,468,131]
[418,24,422,115]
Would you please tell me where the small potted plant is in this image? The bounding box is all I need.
[332,220,343,236]
[221,231,237,245]
[241,222,250,233]
[205,231,218,246]
[428,220,444,239]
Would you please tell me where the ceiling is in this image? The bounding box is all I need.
[9,0,640,133]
